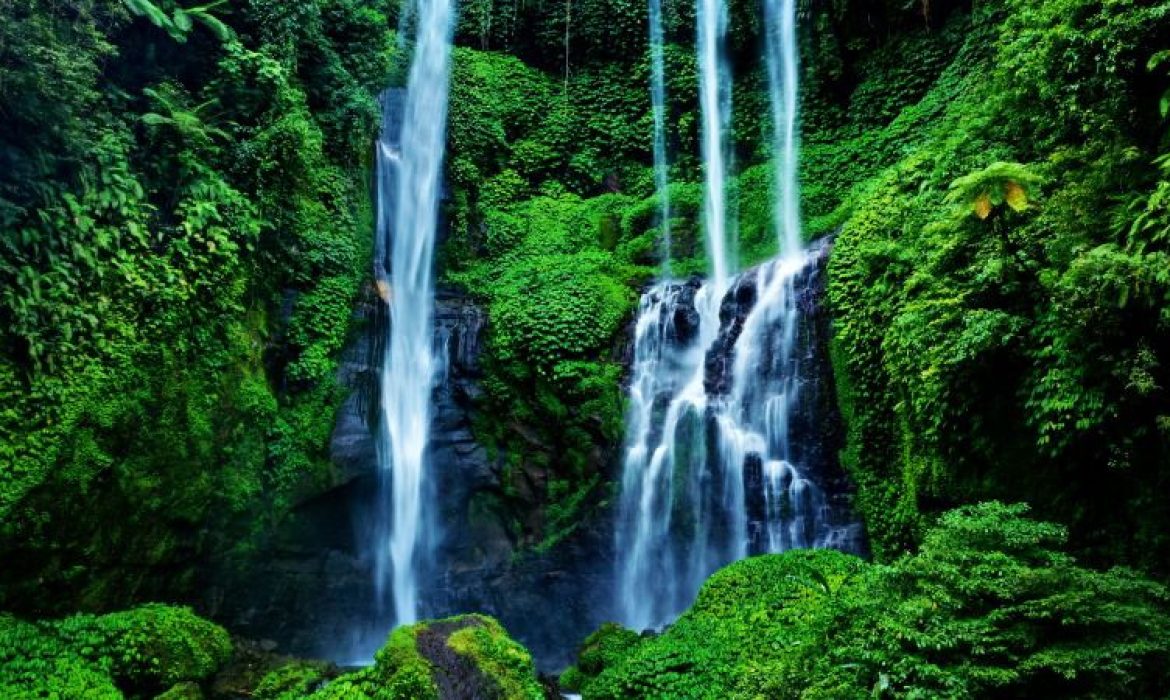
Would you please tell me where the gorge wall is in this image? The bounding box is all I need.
[206,238,860,671]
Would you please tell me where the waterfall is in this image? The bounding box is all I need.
[373,0,455,628]
[648,0,671,272]
[765,0,801,259]
[696,0,733,291]
[615,0,862,632]
[615,280,721,630]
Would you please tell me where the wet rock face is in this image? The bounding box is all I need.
[668,277,705,345]
[205,287,612,672]
[711,245,862,556]
[704,268,760,396]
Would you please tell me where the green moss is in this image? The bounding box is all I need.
[50,604,232,690]
[303,624,438,700]
[254,660,334,699]
[560,623,640,692]
[0,605,232,699]
[0,615,121,700]
[445,615,545,700]
[156,681,204,699]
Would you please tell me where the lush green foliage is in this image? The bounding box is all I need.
[810,503,1170,698]
[307,624,438,700]
[0,604,231,698]
[52,604,231,690]
[817,0,1170,568]
[255,660,335,699]
[573,503,1170,699]
[0,0,393,612]
[560,623,641,692]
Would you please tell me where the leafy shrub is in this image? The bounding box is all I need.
[578,503,1170,699]
[812,503,1170,698]
[0,615,121,700]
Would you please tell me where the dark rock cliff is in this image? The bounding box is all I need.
[204,287,612,671]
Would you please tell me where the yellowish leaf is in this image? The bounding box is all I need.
[1004,180,1028,211]
[974,193,993,220]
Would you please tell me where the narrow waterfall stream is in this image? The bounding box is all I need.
[615,0,862,631]
[648,0,672,271]
[696,0,733,291]
[373,0,455,629]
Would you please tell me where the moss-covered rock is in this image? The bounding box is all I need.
[308,614,545,700]
[0,614,122,700]
[559,623,640,693]
[155,681,203,699]
[0,604,232,699]
[443,615,545,699]
[51,604,231,691]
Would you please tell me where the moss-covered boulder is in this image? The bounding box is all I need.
[310,614,546,700]
[52,604,231,691]
[0,614,122,699]
[559,623,640,693]
[0,604,232,698]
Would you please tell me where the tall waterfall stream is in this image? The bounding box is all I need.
[615,0,863,630]
[372,0,455,630]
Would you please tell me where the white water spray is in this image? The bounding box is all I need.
[374,0,455,627]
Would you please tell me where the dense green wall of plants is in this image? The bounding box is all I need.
[0,0,395,612]
[802,0,1170,572]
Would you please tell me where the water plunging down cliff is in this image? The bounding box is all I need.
[614,243,865,630]
[372,0,455,630]
[615,0,864,630]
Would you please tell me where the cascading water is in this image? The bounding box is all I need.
[615,0,736,631]
[615,0,862,631]
[648,0,671,271]
[373,0,455,628]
